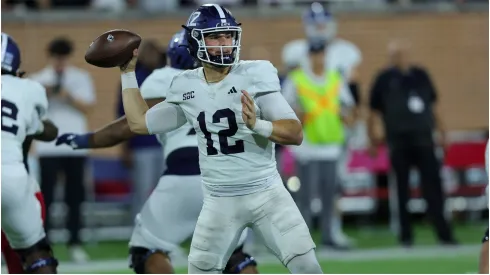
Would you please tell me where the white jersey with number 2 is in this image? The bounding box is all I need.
[1,75,48,165]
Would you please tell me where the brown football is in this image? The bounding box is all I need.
[85,29,141,68]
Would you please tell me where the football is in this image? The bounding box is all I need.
[85,29,141,68]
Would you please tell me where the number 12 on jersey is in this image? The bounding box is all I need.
[197,108,245,156]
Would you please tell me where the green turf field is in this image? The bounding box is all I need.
[48,222,486,274]
[98,255,478,274]
[228,256,478,274]
[52,222,486,261]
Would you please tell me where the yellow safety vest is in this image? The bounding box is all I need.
[290,69,344,144]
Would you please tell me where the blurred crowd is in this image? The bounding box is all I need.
[1,0,487,13]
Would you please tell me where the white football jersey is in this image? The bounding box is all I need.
[1,75,48,165]
[140,66,197,159]
[282,38,362,79]
[165,60,284,195]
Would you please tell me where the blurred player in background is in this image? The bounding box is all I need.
[115,39,166,220]
[1,32,59,273]
[117,4,322,273]
[282,2,362,106]
[281,2,362,248]
[56,30,258,274]
[282,38,355,250]
[479,140,489,274]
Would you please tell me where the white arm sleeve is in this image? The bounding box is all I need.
[145,101,187,134]
[256,91,299,122]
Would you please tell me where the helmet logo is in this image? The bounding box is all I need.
[192,30,199,38]
[107,34,114,42]
[187,11,201,27]
[3,52,13,66]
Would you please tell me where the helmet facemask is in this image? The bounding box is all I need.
[190,26,242,67]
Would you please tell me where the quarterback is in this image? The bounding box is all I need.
[56,30,257,274]
[118,4,322,274]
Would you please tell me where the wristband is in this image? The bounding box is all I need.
[76,133,93,149]
[252,119,273,138]
[121,71,138,90]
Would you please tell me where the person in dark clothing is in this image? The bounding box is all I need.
[367,39,457,246]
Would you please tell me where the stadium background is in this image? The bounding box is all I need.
[2,0,489,273]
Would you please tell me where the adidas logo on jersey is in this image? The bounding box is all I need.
[228,87,238,94]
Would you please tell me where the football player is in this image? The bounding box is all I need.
[56,30,258,274]
[1,32,59,274]
[117,4,322,274]
[281,2,362,248]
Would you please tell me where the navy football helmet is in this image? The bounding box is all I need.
[303,2,337,45]
[167,29,200,70]
[1,33,21,75]
[182,4,242,67]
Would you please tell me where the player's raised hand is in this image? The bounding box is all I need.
[120,48,139,73]
[241,90,256,130]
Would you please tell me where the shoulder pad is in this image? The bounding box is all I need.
[281,39,307,68]
[246,60,281,96]
[24,79,48,101]
[329,39,362,65]
[165,68,199,102]
[24,79,49,118]
[141,67,182,100]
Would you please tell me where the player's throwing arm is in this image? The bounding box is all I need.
[85,30,303,145]
[85,30,187,135]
